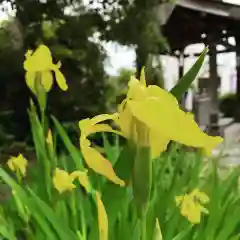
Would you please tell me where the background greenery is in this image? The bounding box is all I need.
[0,0,168,156]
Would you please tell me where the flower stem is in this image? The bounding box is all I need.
[140,207,147,240]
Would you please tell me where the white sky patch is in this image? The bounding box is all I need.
[223,0,240,5]
[0,0,237,97]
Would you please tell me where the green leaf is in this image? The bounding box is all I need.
[101,143,136,229]
[27,188,77,240]
[132,146,152,211]
[0,168,58,240]
[172,225,193,240]
[170,48,208,100]
[51,116,84,171]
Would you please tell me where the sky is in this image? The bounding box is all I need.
[0,0,239,100]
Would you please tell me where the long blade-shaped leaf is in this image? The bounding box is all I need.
[170,48,208,100]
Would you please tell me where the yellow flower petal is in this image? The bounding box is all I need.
[53,168,76,194]
[145,85,179,109]
[79,114,119,137]
[190,188,210,204]
[41,70,53,92]
[128,98,177,139]
[46,129,53,145]
[80,137,125,187]
[128,98,222,153]
[7,154,28,176]
[149,129,170,159]
[140,67,147,86]
[70,170,91,193]
[96,191,108,240]
[53,67,68,91]
[176,189,209,224]
[90,113,118,126]
[25,72,36,93]
[115,105,135,139]
[153,218,163,240]
[24,45,53,72]
[127,76,146,100]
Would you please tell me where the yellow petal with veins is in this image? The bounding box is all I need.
[128,98,222,154]
[146,85,179,108]
[80,137,125,186]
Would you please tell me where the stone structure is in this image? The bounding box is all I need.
[159,0,240,136]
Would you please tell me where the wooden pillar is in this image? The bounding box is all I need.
[178,52,187,107]
[178,52,184,79]
[235,34,240,97]
[208,43,220,136]
[233,34,240,122]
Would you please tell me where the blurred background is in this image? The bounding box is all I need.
[1,0,240,161]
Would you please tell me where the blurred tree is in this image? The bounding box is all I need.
[0,0,109,141]
[0,0,169,141]
[105,68,135,109]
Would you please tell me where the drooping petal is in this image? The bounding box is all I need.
[90,113,118,126]
[25,72,36,93]
[53,67,68,91]
[79,114,120,136]
[41,71,53,92]
[96,191,108,240]
[128,98,223,153]
[128,98,177,140]
[80,137,125,187]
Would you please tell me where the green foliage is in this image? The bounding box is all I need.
[0,44,240,240]
[106,68,135,109]
[219,93,238,118]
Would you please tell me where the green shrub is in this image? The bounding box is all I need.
[219,93,238,118]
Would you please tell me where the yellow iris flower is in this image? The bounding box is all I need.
[78,68,223,186]
[7,154,28,177]
[117,67,223,158]
[52,168,90,194]
[175,188,210,224]
[24,44,68,93]
[79,114,125,187]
